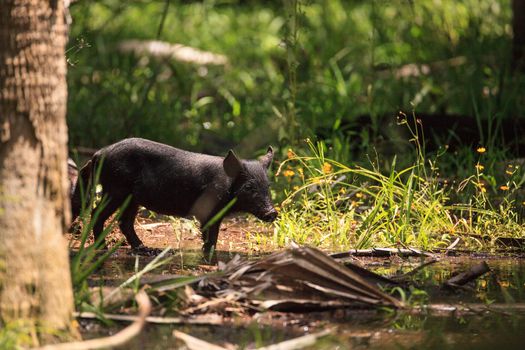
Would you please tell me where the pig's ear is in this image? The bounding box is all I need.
[259,146,274,169]
[223,150,242,178]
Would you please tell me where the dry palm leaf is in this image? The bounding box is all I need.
[198,246,403,312]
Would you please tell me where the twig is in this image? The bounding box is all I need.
[257,329,332,350]
[446,237,461,250]
[444,261,490,289]
[37,291,151,350]
[392,259,438,282]
[173,330,229,350]
[173,329,332,350]
[156,0,170,40]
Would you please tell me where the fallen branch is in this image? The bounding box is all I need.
[444,261,490,289]
[37,291,151,350]
[74,311,223,325]
[118,40,228,66]
[331,247,434,259]
[411,303,525,316]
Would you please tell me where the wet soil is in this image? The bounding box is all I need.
[71,216,525,350]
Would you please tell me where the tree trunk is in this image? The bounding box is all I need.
[513,0,525,70]
[0,0,77,345]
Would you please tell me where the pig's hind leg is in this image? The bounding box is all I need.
[92,196,123,247]
[118,201,143,248]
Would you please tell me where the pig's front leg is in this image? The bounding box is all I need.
[202,221,221,255]
[118,201,144,248]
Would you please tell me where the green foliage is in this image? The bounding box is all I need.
[68,0,285,151]
[0,320,72,350]
[67,0,523,155]
[69,161,127,309]
[0,321,32,350]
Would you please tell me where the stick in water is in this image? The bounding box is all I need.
[37,291,151,350]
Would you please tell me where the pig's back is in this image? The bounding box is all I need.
[95,138,225,214]
[99,138,220,170]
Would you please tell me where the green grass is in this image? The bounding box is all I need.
[272,135,525,251]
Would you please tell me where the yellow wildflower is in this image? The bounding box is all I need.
[506,170,514,175]
[478,182,486,193]
[355,192,364,198]
[287,148,296,159]
[500,185,510,191]
[322,162,332,174]
[282,169,295,177]
[476,147,486,154]
[475,163,484,171]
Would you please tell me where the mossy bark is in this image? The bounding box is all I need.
[0,0,77,345]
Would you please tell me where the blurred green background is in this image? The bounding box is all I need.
[67,0,524,161]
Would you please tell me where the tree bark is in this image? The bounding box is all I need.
[0,0,77,345]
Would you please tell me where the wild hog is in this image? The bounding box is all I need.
[71,138,278,253]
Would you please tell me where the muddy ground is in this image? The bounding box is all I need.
[70,214,274,255]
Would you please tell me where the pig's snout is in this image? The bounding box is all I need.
[261,208,278,222]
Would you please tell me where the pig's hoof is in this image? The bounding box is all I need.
[201,245,218,264]
[129,245,164,256]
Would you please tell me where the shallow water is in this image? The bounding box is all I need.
[82,251,525,349]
